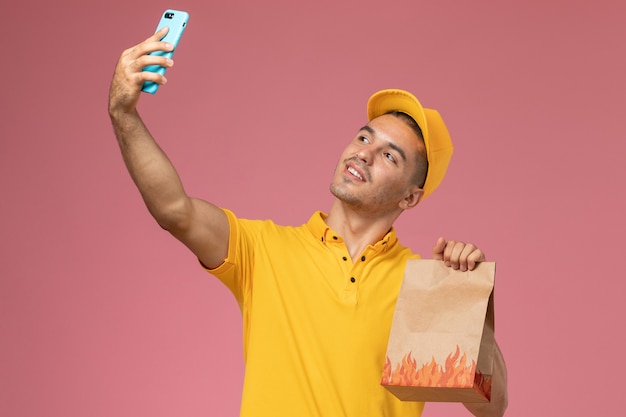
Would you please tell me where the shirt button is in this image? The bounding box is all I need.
[350,277,356,283]
[342,256,348,261]
[333,236,338,240]
[361,256,366,262]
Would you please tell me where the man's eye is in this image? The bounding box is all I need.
[385,153,396,163]
[358,136,370,144]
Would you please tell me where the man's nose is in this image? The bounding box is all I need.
[355,149,371,164]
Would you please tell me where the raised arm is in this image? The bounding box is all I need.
[108,28,229,269]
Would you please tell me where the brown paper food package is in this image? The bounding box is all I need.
[381,259,496,403]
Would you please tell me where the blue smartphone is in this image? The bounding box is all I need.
[142,9,189,94]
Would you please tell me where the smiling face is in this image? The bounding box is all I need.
[329,113,427,214]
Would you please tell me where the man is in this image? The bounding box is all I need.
[109,28,508,417]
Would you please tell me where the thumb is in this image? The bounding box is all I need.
[432,237,446,260]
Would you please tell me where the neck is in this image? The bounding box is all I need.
[325,199,402,262]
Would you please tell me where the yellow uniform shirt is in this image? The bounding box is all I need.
[208,209,424,417]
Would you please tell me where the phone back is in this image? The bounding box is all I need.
[142,9,189,94]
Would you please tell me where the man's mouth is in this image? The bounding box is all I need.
[346,164,366,181]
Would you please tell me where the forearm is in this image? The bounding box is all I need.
[463,342,508,417]
[110,109,190,230]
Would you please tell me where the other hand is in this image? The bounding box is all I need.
[432,237,485,271]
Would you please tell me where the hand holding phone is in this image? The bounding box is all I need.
[142,9,189,94]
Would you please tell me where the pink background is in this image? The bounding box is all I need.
[1,0,624,416]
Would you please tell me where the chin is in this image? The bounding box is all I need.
[329,184,365,208]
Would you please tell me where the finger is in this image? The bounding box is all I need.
[146,26,170,43]
[432,237,446,260]
[145,27,172,53]
[446,241,464,270]
[124,28,174,62]
[134,41,174,61]
[458,243,476,271]
[466,248,485,271]
[135,70,168,87]
[131,55,174,73]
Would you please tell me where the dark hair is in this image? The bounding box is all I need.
[386,111,429,188]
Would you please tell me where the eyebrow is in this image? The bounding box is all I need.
[359,125,407,162]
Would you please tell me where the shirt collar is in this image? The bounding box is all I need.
[306,211,397,252]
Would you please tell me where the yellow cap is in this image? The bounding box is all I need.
[367,89,454,200]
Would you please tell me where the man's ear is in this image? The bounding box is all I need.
[399,187,423,210]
